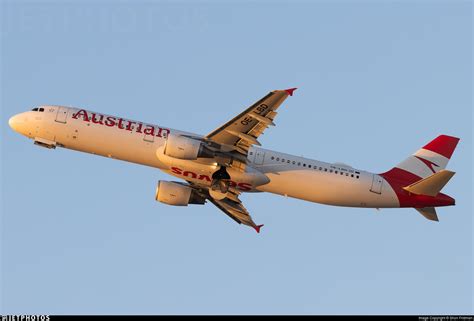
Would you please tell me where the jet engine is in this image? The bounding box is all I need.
[163,134,213,160]
[155,181,206,206]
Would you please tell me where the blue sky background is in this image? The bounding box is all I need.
[1,0,472,315]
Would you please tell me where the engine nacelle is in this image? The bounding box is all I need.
[155,181,206,206]
[164,134,212,160]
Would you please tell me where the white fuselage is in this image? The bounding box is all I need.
[9,106,401,209]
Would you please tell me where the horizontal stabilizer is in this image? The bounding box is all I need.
[415,207,439,221]
[403,169,455,197]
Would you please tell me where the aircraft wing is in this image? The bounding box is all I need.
[208,194,263,233]
[189,183,263,233]
[205,88,296,155]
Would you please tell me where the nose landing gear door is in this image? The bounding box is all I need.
[55,107,69,123]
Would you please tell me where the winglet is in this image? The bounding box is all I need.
[254,224,264,233]
[284,88,297,96]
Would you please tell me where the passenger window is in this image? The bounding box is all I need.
[351,174,354,177]
[292,161,296,165]
[356,176,360,179]
[276,158,280,161]
[324,168,327,172]
[335,171,338,174]
[297,162,301,166]
[308,165,311,168]
[287,160,290,163]
[271,156,275,160]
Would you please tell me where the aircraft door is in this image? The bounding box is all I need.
[254,150,265,165]
[370,174,383,194]
[143,127,155,143]
[55,107,69,123]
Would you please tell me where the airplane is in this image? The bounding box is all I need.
[8,88,460,233]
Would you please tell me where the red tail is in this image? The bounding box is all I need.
[380,135,459,209]
[381,134,460,185]
[422,135,460,159]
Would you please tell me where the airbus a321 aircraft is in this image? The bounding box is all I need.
[9,88,460,232]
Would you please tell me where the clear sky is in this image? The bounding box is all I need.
[1,0,472,315]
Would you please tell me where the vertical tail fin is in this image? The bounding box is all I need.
[383,135,460,183]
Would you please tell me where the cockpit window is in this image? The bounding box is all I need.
[32,108,39,111]
[39,108,44,112]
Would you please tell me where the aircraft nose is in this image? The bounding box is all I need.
[9,114,24,133]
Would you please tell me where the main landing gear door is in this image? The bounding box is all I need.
[370,174,383,194]
[55,107,69,123]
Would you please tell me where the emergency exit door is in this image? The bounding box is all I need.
[370,174,383,194]
[254,150,265,165]
[143,127,155,142]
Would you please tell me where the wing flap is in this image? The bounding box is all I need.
[225,130,261,146]
[206,88,295,155]
[186,182,263,233]
[208,196,263,233]
[247,112,275,126]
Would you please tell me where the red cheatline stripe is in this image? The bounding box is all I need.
[379,167,421,207]
[422,135,460,159]
[380,167,422,186]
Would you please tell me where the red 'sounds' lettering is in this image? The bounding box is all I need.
[170,167,253,192]
[183,171,197,179]
[72,109,169,138]
[171,167,183,175]
[198,174,211,182]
